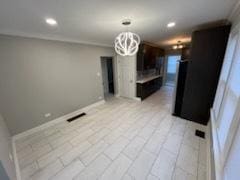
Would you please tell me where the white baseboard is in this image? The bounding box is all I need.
[132,97,142,102]
[114,94,141,102]
[12,100,105,141]
[12,139,21,180]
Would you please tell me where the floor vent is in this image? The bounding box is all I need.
[67,112,86,122]
[195,130,205,139]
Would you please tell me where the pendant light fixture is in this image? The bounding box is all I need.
[115,19,140,56]
[173,41,184,50]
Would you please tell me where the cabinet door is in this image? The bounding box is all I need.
[137,44,144,71]
[143,45,152,69]
[137,44,164,71]
[150,48,157,69]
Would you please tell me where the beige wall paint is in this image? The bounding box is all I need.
[0,113,16,180]
[0,35,115,135]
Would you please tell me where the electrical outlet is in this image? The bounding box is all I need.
[97,72,101,77]
[98,96,102,100]
[44,113,51,118]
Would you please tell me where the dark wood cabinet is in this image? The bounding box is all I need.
[137,42,164,100]
[180,25,231,125]
[137,77,162,100]
[137,43,164,71]
[137,44,144,71]
[181,47,191,60]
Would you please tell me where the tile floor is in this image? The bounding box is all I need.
[15,86,208,180]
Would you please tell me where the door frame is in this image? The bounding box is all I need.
[164,54,181,86]
[100,56,117,98]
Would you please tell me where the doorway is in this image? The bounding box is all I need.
[165,55,181,86]
[101,57,115,99]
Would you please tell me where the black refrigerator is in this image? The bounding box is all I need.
[172,60,188,116]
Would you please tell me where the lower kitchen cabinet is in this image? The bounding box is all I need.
[137,77,162,100]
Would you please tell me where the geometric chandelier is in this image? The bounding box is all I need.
[114,19,140,56]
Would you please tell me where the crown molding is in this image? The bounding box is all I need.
[0,30,114,48]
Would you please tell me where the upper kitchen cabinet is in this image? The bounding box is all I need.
[137,43,164,71]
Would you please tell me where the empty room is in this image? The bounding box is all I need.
[0,0,240,180]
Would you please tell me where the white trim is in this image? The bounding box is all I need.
[0,31,113,48]
[210,109,223,180]
[12,100,105,141]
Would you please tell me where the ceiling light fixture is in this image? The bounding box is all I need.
[114,19,140,56]
[45,18,57,26]
[173,45,178,49]
[167,22,176,28]
[173,41,184,50]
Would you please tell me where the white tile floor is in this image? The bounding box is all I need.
[15,86,208,180]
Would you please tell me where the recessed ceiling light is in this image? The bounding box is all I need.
[167,22,176,28]
[45,18,57,26]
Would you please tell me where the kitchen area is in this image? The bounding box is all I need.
[136,42,165,100]
[136,24,230,126]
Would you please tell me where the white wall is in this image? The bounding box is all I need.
[0,113,16,180]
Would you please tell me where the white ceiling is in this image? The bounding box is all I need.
[0,0,237,47]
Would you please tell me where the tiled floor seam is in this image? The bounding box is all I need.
[16,87,207,180]
[80,152,116,179]
[196,136,201,180]
[122,124,162,180]
[105,135,147,180]
[174,121,199,178]
[170,134,185,180]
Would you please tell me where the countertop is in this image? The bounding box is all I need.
[136,74,162,84]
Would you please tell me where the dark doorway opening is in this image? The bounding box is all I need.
[101,57,114,98]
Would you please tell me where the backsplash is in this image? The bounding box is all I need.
[137,69,159,80]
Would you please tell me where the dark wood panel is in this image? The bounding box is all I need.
[137,43,164,71]
[181,47,191,60]
[137,44,144,71]
[180,25,231,125]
